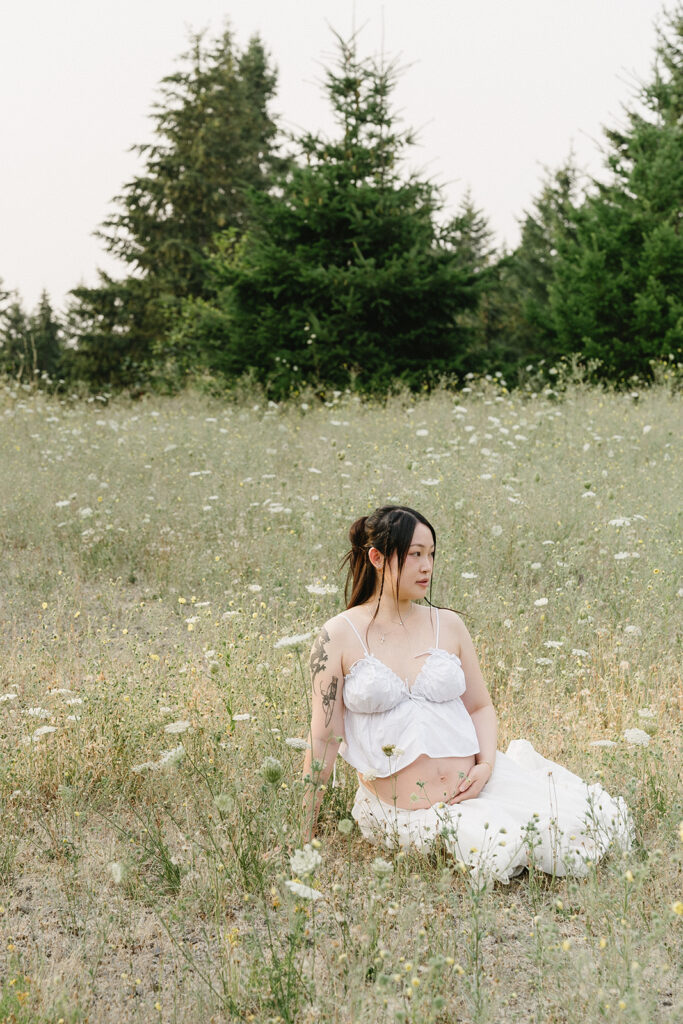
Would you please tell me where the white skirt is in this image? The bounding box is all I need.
[351,740,634,885]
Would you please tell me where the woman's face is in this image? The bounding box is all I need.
[383,522,435,601]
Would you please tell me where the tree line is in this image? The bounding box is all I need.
[1,7,681,397]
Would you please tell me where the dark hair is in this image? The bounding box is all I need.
[342,505,437,612]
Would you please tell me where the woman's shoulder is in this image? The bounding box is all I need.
[432,605,465,627]
[432,605,468,654]
[312,610,358,646]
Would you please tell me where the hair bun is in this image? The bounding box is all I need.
[348,515,368,551]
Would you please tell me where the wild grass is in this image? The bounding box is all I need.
[0,371,680,1023]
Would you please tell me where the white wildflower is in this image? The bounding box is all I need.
[614,551,632,560]
[623,625,642,636]
[164,720,191,734]
[247,584,262,593]
[623,728,650,747]
[306,584,338,595]
[534,598,548,607]
[290,844,322,877]
[32,725,57,740]
[26,707,51,718]
[214,792,235,814]
[416,429,429,436]
[609,517,631,527]
[571,649,590,658]
[491,525,503,537]
[530,562,542,569]
[285,737,309,750]
[420,478,440,486]
[275,631,313,649]
[55,499,71,508]
[108,861,124,884]
[65,697,83,706]
[589,739,617,748]
[232,713,251,722]
[461,572,478,579]
[0,693,18,702]
[642,424,652,434]
[79,507,94,518]
[543,641,564,648]
[284,880,323,901]
[503,618,512,628]
[536,657,553,665]
[158,745,185,766]
[371,857,394,879]
[130,745,184,773]
[638,708,655,720]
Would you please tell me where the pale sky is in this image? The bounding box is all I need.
[0,0,667,312]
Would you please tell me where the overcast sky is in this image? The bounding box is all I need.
[0,0,667,312]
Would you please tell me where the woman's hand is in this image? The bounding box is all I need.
[447,762,492,804]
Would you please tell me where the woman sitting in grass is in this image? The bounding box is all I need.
[302,504,632,884]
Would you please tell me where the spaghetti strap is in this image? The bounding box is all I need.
[434,606,440,648]
[341,614,369,655]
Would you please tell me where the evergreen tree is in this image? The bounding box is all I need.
[177,35,481,395]
[67,26,279,388]
[29,291,64,380]
[469,161,581,380]
[549,6,683,380]
[0,290,65,383]
[0,296,32,379]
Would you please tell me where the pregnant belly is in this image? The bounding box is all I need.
[359,752,477,809]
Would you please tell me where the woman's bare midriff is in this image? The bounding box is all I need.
[359,752,477,809]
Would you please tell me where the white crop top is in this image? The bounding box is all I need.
[338,608,480,778]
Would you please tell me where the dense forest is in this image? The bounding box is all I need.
[1,7,681,397]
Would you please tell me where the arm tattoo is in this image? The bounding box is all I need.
[309,627,330,681]
[321,676,338,728]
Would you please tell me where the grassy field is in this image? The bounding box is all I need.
[0,374,680,1023]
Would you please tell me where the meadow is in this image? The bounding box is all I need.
[0,371,680,1023]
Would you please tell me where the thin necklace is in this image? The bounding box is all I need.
[374,607,414,644]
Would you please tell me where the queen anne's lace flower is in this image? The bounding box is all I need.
[275,632,313,649]
[371,857,393,878]
[290,844,322,878]
[284,880,323,901]
[164,720,191,734]
[623,728,650,747]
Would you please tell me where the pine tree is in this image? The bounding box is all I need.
[177,34,481,395]
[549,6,683,380]
[67,26,279,389]
[29,291,64,381]
[0,296,32,380]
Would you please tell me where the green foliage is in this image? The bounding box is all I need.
[66,26,279,389]
[549,7,683,380]
[175,35,484,397]
[0,287,64,383]
[460,162,582,385]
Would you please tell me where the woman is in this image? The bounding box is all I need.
[302,505,632,885]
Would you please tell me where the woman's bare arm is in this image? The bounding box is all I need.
[302,620,345,840]
[444,611,498,801]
